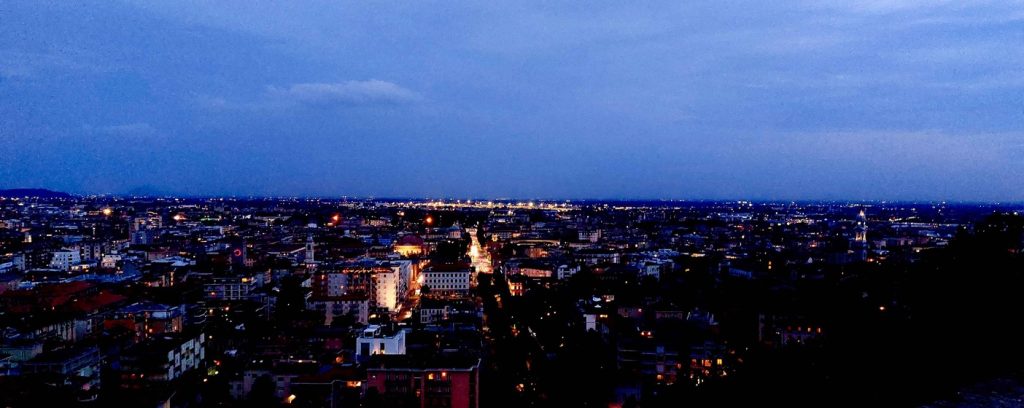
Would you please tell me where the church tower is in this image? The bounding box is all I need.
[852,209,868,261]
[305,223,317,270]
[854,210,867,243]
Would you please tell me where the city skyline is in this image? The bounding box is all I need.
[5,188,1024,206]
[4,3,1024,406]
[3,1,1023,200]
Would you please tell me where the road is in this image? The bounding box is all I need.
[467,227,492,274]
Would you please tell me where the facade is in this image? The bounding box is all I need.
[394,234,425,257]
[49,250,81,271]
[119,331,206,387]
[375,260,412,312]
[422,263,472,295]
[355,325,408,361]
[105,302,185,341]
[365,357,481,408]
[307,296,370,325]
[852,209,869,262]
[579,229,602,243]
[100,253,122,269]
[419,298,477,324]
[205,274,260,301]
[21,345,101,389]
[313,262,378,304]
[305,233,317,270]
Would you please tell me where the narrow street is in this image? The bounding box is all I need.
[467,227,491,274]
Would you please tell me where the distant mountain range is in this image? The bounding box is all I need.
[0,188,73,198]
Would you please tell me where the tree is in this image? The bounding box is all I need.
[248,374,279,407]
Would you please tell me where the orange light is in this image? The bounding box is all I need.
[102,208,113,216]
[425,215,434,225]
[332,214,340,222]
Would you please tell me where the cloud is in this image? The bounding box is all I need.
[808,0,967,14]
[95,123,158,137]
[266,80,421,106]
[198,80,423,111]
[0,50,113,80]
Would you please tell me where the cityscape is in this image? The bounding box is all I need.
[4,1,1024,407]
[0,192,1022,406]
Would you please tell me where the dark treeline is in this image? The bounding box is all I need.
[708,212,1024,406]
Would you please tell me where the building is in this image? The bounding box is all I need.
[375,260,412,313]
[422,263,472,295]
[307,295,370,326]
[205,274,261,301]
[852,209,869,262]
[0,341,44,366]
[355,325,408,362]
[394,234,425,257]
[119,331,206,387]
[419,298,478,325]
[288,367,365,408]
[556,264,580,280]
[21,345,101,389]
[105,302,185,341]
[579,229,602,243]
[305,232,317,270]
[616,339,682,385]
[100,253,123,269]
[229,361,321,401]
[365,356,481,408]
[313,262,378,304]
[49,250,81,271]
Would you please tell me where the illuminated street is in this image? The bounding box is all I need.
[467,227,492,275]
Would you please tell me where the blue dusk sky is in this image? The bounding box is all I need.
[1,1,1022,200]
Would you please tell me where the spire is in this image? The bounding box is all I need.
[853,208,868,262]
[305,231,317,269]
[855,209,867,242]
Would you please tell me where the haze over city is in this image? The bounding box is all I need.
[3,1,1023,200]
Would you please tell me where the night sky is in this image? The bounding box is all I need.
[2,1,1022,200]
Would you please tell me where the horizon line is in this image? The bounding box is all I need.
[3,188,1023,206]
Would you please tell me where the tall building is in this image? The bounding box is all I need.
[305,232,317,270]
[229,239,247,267]
[376,260,412,313]
[852,209,868,261]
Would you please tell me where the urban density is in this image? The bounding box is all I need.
[4,2,1023,406]
[0,190,1022,406]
